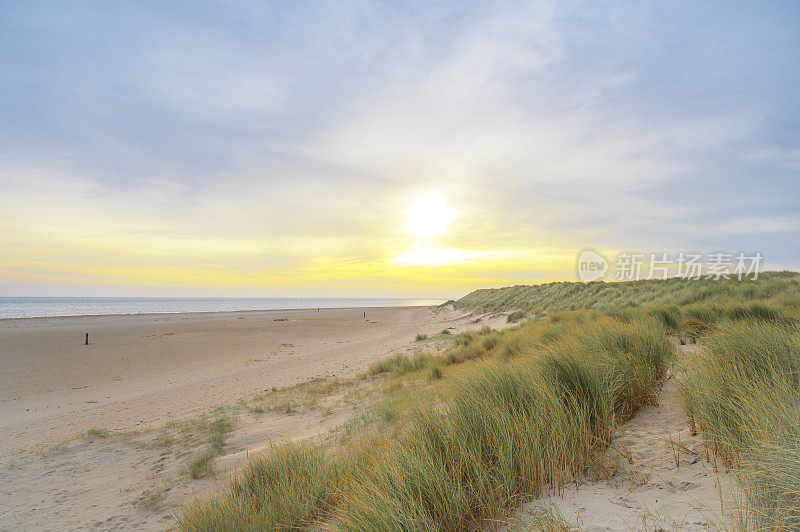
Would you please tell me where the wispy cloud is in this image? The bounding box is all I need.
[0,1,798,295]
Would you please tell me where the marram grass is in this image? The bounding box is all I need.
[455,271,800,316]
[177,312,672,530]
[678,321,800,530]
[177,274,800,530]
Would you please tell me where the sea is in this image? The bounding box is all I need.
[0,297,447,319]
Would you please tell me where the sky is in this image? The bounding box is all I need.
[1,1,798,298]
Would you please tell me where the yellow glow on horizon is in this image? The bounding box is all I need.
[391,247,510,266]
[0,178,582,295]
[405,194,455,238]
[0,243,573,293]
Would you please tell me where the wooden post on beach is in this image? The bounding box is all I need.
[85,332,89,345]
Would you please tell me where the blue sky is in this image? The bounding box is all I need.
[1,1,798,296]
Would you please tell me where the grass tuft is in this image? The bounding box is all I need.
[507,310,526,323]
[85,428,109,439]
[427,364,442,381]
[178,442,364,530]
[187,452,214,479]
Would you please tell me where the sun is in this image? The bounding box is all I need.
[406,194,455,238]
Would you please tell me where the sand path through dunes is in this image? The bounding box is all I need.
[514,344,739,530]
[0,306,466,455]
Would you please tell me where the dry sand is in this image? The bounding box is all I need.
[0,304,505,530]
[0,305,462,454]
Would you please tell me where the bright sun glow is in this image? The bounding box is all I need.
[406,194,455,238]
[392,248,510,266]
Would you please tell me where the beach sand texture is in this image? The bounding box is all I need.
[0,305,500,530]
[0,306,459,454]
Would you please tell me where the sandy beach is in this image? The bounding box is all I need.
[0,305,464,454]
[0,304,502,530]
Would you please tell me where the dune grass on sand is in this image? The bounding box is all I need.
[678,321,800,530]
[178,310,673,530]
[178,272,800,530]
[455,270,799,315]
[461,272,800,530]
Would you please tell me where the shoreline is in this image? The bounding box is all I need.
[0,304,436,323]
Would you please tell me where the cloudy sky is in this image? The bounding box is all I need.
[1,1,798,297]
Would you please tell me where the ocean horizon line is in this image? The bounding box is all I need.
[0,296,449,320]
